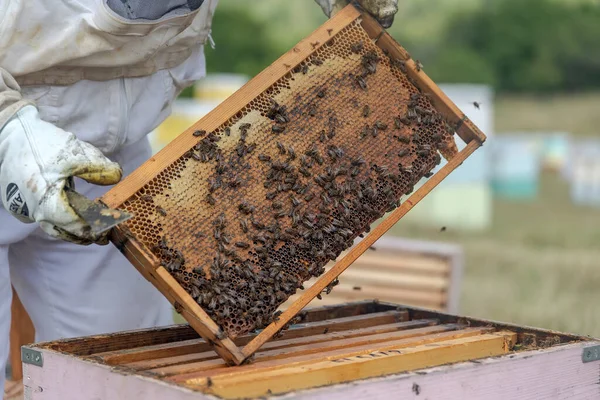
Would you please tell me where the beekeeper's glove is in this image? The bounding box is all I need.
[0,105,123,245]
[315,0,399,28]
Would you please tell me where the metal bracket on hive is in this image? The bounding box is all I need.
[102,3,486,366]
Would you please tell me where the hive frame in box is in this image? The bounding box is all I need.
[102,4,486,366]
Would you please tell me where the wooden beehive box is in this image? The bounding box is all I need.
[101,4,486,365]
[22,301,600,399]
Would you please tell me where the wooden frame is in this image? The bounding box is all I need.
[102,5,486,366]
[22,301,599,400]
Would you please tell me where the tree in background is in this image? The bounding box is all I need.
[430,0,600,92]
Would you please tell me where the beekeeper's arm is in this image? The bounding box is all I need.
[0,67,122,245]
[315,0,399,27]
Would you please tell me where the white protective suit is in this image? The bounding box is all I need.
[0,0,218,394]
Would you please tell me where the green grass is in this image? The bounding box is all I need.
[388,172,600,337]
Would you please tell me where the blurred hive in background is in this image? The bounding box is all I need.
[403,84,493,231]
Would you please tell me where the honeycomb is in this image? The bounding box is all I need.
[119,20,459,338]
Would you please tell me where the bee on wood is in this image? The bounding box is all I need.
[350,40,364,54]
[156,206,167,216]
[272,124,286,134]
[192,130,206,137]
[415,60,423,72]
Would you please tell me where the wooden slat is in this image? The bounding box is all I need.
[124,319,436,371]
[243,140,481,360]
[172,327,496,384]
[95,310,407,365]
[154,323,457,377]
[332,253,450,275]
[194,331,515,399]
[307,270,448,290]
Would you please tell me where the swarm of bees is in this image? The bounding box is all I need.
[144,33,458,338]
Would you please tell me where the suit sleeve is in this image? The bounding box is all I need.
[0,67,33,130]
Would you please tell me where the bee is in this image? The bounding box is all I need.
[415,59,423,72]
[276,141,286,155]
[299,167,311,178]
[362,105,370,118]
[246,143,257,153]
[235,242,249,249]
[287,146,296,160]
[416,149,430,157]
[274,210,287,219]
[239,122,251,131]
[398,148,410,157]
[224,127,231,136]
[290,195,301,208]
[190,152,201,161]
[258,154,271,162]
[192,130,206,137]
[303,192,315,202]
[208,178,221,193]
[355,75,367,90]
[272,124,286,134]
[238,201,255,215]
[371,125,378,137]
[424,171,434,178]
[350,40,364,53]
[375,121,387,130]
[240,219,249,233]
[472,101,481,109]
[308,104,317,117]
[266,191,278,200]
[319,130,326,142]
[317,89,326,98]
[156,206,167,216]
[271,201,283,210]
[140,194,152,202]
[301,64,309,74]
[206,194,216,206]
[397,135,411,144]
[313,57,323,66]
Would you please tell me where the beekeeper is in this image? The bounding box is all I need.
[0,0,397,396]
